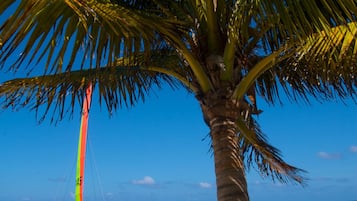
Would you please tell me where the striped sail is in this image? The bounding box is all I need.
[75,84,92,201]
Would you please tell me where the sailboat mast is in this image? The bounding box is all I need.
[75,84,92,201]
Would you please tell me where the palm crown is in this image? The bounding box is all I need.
[1,1,356,201]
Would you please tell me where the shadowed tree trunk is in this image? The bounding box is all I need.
[199,90,250,201]
[210,118,249,201]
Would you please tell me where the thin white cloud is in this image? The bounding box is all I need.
[252,180,264,185]
[105,192,114,200]
[48,177,66,183]
[21,197,31,201]
[70,192,75,200]
[350,146,357,153]
[199,182,212,188]
[273,183,287,188]
[132,176,155,185]
[317,151,341,159]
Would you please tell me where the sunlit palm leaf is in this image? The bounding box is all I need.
[250,0,357,53]
[234,21,357,105]
[274,22,357,103]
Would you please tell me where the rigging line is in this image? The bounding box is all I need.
[87,134,106,201]
[52,131,80,201]
[53,154,76,201]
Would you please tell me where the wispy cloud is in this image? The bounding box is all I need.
[314,176,350,183]
[350,146,357,153]
[132,176,155,185]
[199,182,212,188]
[251,180,266,185]
[317,151,342,159]
[48,177,66,183]
[105,192,114,200]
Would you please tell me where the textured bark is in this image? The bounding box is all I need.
[199,93,249,201]
[210,117,249,201]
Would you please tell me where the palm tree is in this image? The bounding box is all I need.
[1,1,356,201]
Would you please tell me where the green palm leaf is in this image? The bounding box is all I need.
[0,65,178,122]
[233,22,357,104]
[0,0,183,71]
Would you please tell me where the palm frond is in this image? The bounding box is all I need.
[234,20,357,106]
[273,22,357,103]
[256,0,357,53]
[232,50,283,100]
[228,0,356,103]
[236,116,306,184]
[223,0,357,65]
[114,47,199,93]
[0,65,178,123]
[0,0,188,73]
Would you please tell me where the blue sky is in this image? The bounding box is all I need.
[0,80,356,201]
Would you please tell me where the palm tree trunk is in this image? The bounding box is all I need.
[199,92,250,201]
[209,116,249,201]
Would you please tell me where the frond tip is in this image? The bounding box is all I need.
[236,117,307,184]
